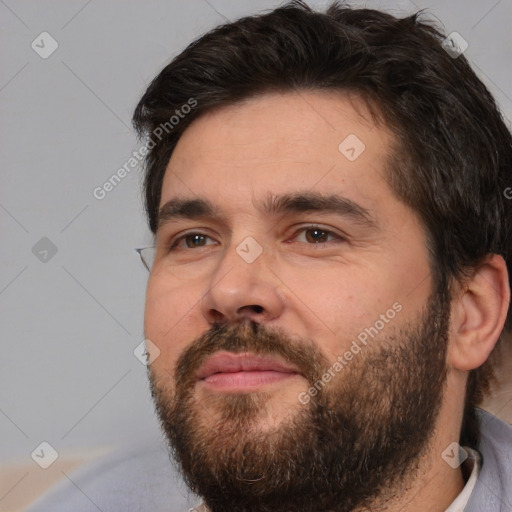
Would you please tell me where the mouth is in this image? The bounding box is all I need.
[196,351,302,392]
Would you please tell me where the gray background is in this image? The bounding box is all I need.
[1,0,511,493]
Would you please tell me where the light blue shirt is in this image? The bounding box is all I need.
[26,408,511,512]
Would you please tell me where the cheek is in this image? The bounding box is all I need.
[283,262,409,360]
[276,265,378,354]
[144,272,200,368]
[294,263,376,313]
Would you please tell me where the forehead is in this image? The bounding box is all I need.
[159,90,395,218]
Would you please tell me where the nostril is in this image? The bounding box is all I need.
[251,305,264,313]
[209,310,224,323]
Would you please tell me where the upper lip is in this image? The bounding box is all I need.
[196,352,301,380]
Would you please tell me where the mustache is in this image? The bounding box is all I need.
[174,320,328,388]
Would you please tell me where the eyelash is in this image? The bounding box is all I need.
[168,225,345,252]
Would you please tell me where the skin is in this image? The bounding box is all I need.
[143,90,510,511]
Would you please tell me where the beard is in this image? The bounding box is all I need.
[148,289,450,512]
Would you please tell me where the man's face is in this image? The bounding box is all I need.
[144,91,449,511]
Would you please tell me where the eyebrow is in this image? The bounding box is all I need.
[157,191,378,231]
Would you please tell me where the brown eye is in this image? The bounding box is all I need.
[293,226,343,245]
[304,228,330,243]
[184,234,208,248]
[170,232,217,251]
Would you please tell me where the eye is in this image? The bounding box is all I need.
[292,226,345,245]
[165,225,344,253]
[169,232,217,251]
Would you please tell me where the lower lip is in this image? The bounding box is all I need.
[200,370,299,392]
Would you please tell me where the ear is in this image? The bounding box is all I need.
[447,254,510,371]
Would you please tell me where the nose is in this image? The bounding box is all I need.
[200,241,285,325]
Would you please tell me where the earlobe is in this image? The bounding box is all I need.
[447,254,510,372]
